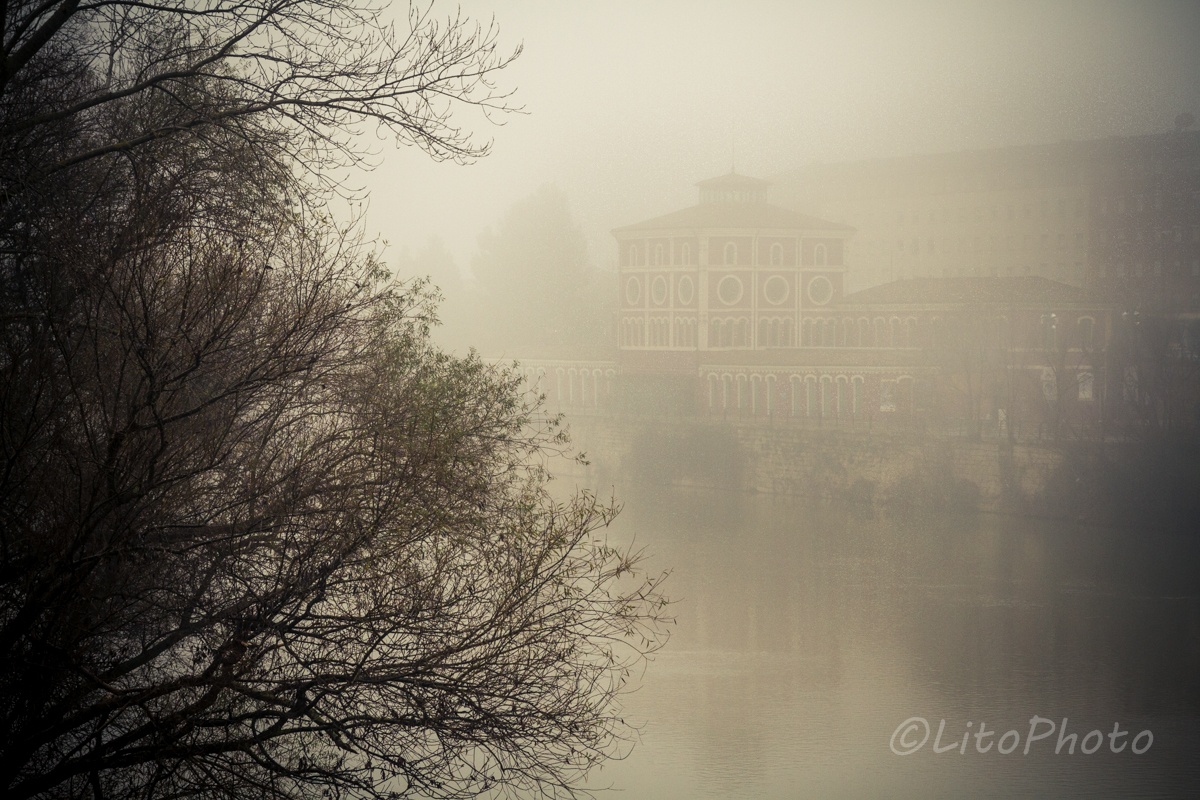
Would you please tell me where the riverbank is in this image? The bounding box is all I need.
[553,415,1200,526]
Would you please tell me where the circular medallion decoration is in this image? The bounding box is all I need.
[624,276,641,306]
[717,274,744,305]
[764,275,789,305]
[677,275,695,305]
[651,275,668,306]
[807,275,834,306]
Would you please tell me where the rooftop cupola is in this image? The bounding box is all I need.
[696,171,770,205]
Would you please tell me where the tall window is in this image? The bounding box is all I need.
[1077,317,1095,350]
[724,242,737,265]
[814,243,827,266]
[770,242,783,266]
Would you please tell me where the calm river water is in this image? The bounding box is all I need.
[580,483,1200,799]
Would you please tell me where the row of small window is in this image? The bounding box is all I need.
[621,314,1099,350]
[520,366,616,409]
[705,373,921,417]
[875,232,1086,257]
[886,261,1079,280]
[1098,227,1200,243]
[896,261,1079,280]
[620,318,698,348]
[624,242,828,267]
[1099,192,1200,215]
[1099,259,1200,278]
[877,198,1086,227]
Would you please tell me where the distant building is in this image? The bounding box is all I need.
[772,131,1200,313]
[524,171,1114,437]
[515,160,1200,436]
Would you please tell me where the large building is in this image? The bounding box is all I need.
[612,172,853,355]
[772,130,1200,313]
[527,170,1115,437]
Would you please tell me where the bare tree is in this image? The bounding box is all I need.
[0,3,669,798]
[0,0,520,171]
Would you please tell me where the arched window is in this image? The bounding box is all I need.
[1041,314,1058,351]
[825,318,839,347]
[814,243,828,266]
[681,243,691,265]
[770,242,783,266]
[724,242,737,265]
[628,243,639,266]
[1078,371,1095,401]
[1077,317,1095,350]
[654,244,664,266]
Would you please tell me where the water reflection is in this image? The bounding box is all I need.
[587,484,1200,799]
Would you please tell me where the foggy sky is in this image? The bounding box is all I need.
[360,0,1200,280]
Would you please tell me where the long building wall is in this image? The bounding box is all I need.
[773,132,1200,310]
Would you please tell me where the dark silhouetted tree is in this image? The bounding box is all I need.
[0,3,668,798]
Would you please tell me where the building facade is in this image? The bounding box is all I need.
[772,130,1200,313]
[539,171,1117,437]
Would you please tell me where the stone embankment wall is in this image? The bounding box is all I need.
[551,415,1065,512]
